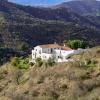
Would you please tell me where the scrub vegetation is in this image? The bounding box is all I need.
[0,47,99,100]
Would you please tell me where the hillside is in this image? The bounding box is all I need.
[0,0,100,51]
[0,46,99,100]
[55,0,100,16]
[0,1,100,100]
[15,1,100,29]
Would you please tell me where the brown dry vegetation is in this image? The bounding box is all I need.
[0,46,100,100]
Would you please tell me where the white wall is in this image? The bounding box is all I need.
[41,53,53,60]
[73,49,84,55]
[32,45,83,63]
[52,49,75,62]
[32,46,56,62]
[32,46,42,61]
[55,50,75,58]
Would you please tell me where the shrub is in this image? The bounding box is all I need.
[35,58,43,67]
[11,57,18,66]
[80,59,97,69]
[44,58,55,67]
[13,70,23,85]
[11,57,28,69]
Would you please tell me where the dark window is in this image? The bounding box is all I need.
[51,48,53,53]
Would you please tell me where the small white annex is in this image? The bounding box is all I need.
[32,44,83,63]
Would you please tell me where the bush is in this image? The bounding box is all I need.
[11,57,28,69]
[13,70,23,85]
[11,57,18,66]
[44,58,55,67]
[80,59,97,69]
[35,58,43,67]
[64,40,86,49]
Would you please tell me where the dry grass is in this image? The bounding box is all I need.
[0,47,100,100]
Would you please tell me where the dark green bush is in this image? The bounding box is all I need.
[35,58,43,67]
[64,40,86,49]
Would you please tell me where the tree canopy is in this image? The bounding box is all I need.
[64,40,86,49]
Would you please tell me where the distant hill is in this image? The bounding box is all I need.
[55,0,100,16]
[0,0,100,51]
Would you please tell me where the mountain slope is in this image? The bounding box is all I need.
[0,0,100,51]
[55,0,100,16]
[14,2,100,29]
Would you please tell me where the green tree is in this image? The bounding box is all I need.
[64,40,86,49]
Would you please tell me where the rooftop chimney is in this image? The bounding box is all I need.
[54,42,57,44]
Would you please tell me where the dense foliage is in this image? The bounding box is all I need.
[64,40,86,49]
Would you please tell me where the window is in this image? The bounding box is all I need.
[51,48,53,53]
[58,56,62,59]
[35,49,37,51]
[58,56,60,58]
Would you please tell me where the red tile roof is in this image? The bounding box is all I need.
[38,44,72,51]
[61,46,72,51]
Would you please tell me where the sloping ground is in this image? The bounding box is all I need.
[1,18,100,50]
[13,1,100,30]
[0,47,99,100]
[0,48,27,65]
[55,0,100,16]
[0,0,100,50]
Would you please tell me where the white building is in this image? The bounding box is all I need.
[32,44,84,63]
